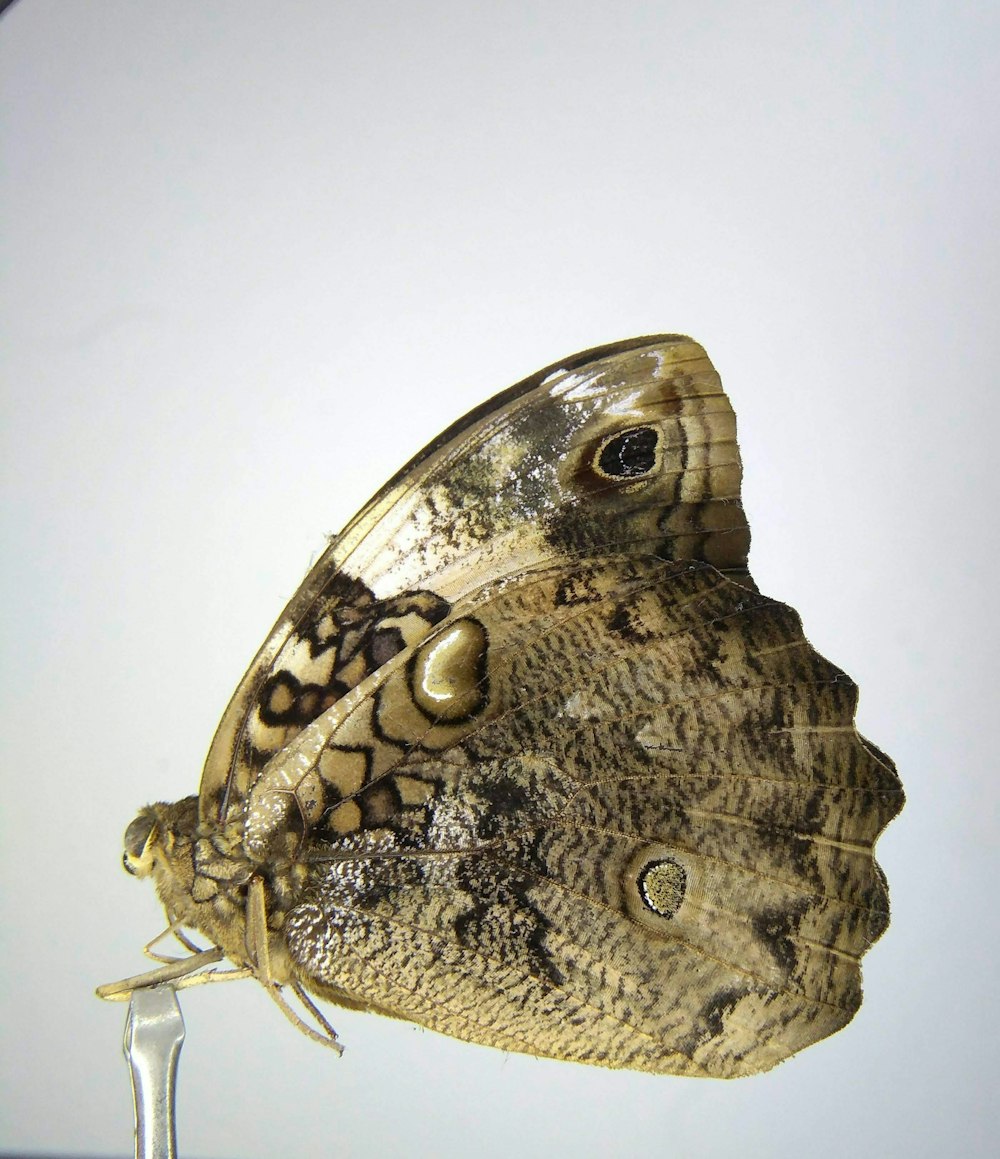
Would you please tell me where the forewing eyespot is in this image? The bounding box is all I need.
[594,425,661,481]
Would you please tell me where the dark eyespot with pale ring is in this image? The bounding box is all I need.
[594,426,661,481]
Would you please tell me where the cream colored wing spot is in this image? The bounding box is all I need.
[318,746,368,797]
[328,799,363,835]
[410,617,489,723]
[266,679,297,717]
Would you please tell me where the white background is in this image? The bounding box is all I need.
[2,3,997,1157]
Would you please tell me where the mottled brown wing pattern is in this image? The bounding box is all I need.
[110,334,902,1077]
[199,336,750,823]
[239,555,900,1076]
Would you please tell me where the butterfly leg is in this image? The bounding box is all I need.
[139,923,210,965]
[244,876,344,1053]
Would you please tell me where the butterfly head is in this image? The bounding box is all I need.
[121,798,203,879]
[120,802,231,927]
[120,795,306,979]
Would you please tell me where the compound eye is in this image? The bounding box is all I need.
[122,813,157,877]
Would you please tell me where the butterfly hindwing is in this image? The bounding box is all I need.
[245,555,901,1076]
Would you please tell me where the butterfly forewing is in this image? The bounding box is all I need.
[200,336,751,823]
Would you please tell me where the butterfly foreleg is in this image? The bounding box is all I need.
[244,874,344,1054]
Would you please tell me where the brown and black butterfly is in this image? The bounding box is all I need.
[100,335,902,1077]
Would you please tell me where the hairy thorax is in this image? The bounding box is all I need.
[123,795,308,985]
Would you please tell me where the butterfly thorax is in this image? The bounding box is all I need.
[123,796,307,982]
